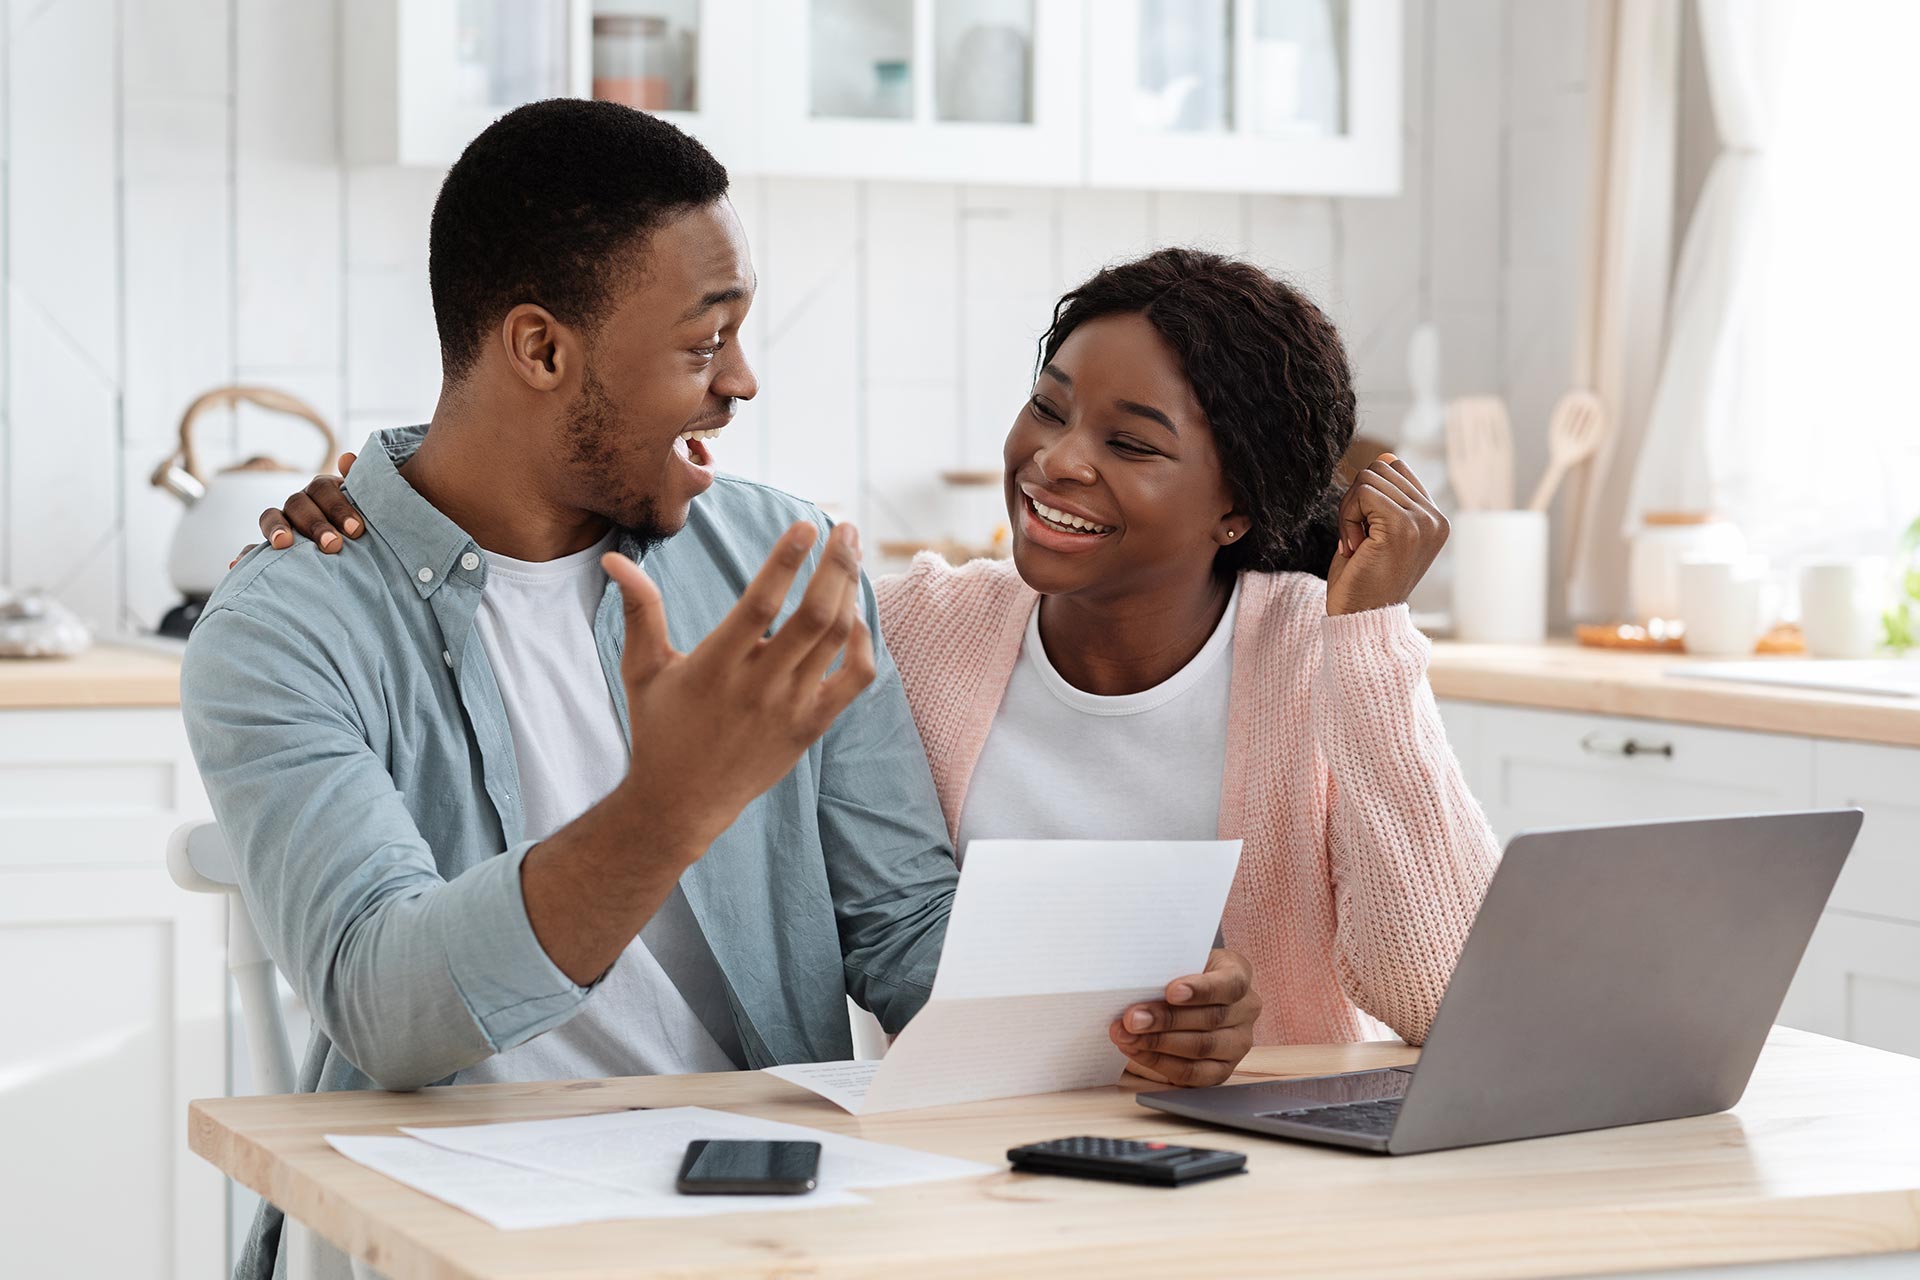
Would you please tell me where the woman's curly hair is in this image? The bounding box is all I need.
[1036,247,1355,578]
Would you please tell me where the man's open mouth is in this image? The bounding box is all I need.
[677,425,724,468]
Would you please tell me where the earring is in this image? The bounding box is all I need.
[1226,531,1237,540]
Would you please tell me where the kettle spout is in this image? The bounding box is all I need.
[150,461,206,506]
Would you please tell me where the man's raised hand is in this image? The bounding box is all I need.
[602,520,875,860]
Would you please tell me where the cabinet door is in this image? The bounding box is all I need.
[1469,706,1815,843]
[1779,911,1920,1057]
[0,869,228,1278]
[1812,741,1920,927]
[576,0,762,171]
[756,0,1086,184]
[344,0,578,166]
[1085,0,1401,193]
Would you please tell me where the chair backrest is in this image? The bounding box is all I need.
[166,821,297,1095]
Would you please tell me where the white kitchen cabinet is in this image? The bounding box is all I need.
[0,707,224,1278]
[1464,704,1815,844]
[344,0,758,169]
[1775,741,1920,1055]
[1086,0,1402,193]
[344,0,576,166]
[343,0,1401,196]
[756,0,1086,184]
[1781,913,1920,1058]
[1811,741,1920,926]
[1438,698,1920,1061]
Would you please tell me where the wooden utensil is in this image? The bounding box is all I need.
[1528,390,1608,513]
[1444,396,1514,510]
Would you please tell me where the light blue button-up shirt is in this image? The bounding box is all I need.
[182,426,956,1279]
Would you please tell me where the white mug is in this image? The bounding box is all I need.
[1450,510,1548,644]
[1678,557,1768,657]
[1798,558,1887,659]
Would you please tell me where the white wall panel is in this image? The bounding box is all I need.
[1149,191,1249,256]
[1056,187,1152,295]
[234,0,342,376]
[760,179,862,518]
[1337,0,1431,409]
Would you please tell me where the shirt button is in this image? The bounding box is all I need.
[417,566,434,583]
[460,552,481,572]
[442,650,453,668]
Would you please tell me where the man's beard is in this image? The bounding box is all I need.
[561,362,673,555]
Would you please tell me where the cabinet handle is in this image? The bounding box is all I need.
[1580,732,1674,759]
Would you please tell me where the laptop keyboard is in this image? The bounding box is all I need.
[1262,1096,1404,1137]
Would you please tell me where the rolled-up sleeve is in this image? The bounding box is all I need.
[814,569,957,1033]
[182,605,588,1090]
[1313,604,1499,1046]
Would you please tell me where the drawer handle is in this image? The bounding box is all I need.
[1580,732,1674,759]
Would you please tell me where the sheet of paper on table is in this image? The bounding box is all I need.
[399,1105,991,1201]
[766,838,1242,1115]
[324,1133,866,1230]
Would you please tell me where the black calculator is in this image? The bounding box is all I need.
[1006,1136,1247,1186]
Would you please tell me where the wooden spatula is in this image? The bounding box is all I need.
[1444,396,1513,510]
[1527,390,1608,512]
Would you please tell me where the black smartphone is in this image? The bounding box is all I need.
[675,1139,821,1195]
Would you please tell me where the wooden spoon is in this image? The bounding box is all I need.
[1527,390,1609,512]
[1444,396,1514,510]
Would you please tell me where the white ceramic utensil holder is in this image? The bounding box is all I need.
[1450,510,1548,644]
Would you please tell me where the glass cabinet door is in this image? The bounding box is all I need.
[1088,0,1398,195]
[450,0,573,110]
[758,0,1081,185]
[575,0,760,171]
[349,0,579,165]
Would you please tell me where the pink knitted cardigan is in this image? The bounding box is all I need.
[875,554,1499,1047]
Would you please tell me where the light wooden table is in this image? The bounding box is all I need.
[190,1027,1920,1280]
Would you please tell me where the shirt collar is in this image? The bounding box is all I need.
[342,425,655,599]
[341,426,487,599]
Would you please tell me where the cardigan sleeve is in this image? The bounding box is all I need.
[1310,603,1499,1045]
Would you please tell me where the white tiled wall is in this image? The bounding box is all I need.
[0,0,1595,633]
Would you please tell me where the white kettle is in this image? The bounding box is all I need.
[150,385,339,603]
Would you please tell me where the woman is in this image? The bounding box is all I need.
[876,250,1496,1077]
[253,248,1497,1083]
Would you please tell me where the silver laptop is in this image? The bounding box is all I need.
[1137,810,1863,1155]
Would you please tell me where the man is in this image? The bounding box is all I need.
[184,100,957,1279]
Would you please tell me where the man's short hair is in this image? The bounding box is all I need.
[428,98,731,380]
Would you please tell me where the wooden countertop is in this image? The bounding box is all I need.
[7,636,1917,751]
[0,642,184,709]
[1429,641,1920,749]
[190,1028,1920,1280]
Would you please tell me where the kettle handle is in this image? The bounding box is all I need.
[150,385,340,488]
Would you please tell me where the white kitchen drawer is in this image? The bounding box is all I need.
[1779,910,1920,1058]
[0,866,228,1275]
[1813,741,1920,927]
[0,707,209,868]
[1468,705,1815,841]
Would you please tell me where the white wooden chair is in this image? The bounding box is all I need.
[165,820,329,1280]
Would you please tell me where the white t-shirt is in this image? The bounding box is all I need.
[955,582,1239,862]
[454,533,740,1084]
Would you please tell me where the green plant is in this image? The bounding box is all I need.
[1883,514,1920,653]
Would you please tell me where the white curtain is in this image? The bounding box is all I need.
[1619,0,1779,533]
[1562,0,1679,622]
[1622,0,1920,566]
